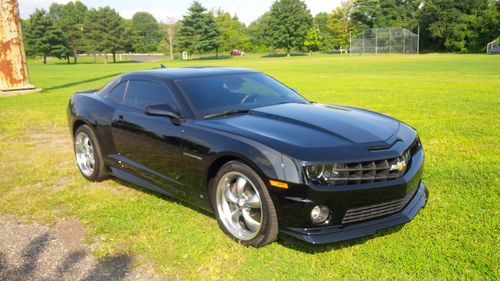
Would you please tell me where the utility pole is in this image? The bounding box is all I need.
[0,0,41,96]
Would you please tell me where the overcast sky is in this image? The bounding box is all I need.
[18,0,342,25]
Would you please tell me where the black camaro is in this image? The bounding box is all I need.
[67,67,428,247]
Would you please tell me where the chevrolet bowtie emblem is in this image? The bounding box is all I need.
[390,160,407,172]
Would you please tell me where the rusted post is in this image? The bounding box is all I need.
[0,0,41,96]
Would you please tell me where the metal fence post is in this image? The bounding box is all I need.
[349,31,352,55]
[403,28,406,54]
[389,28,392,54]
[375,28,378,54]
[362,30,365,54]
[417,26,420,54]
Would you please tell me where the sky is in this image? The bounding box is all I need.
[18,0,342,25]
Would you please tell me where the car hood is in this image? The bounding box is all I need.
[197,103,402,161]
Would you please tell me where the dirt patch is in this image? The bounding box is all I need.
[28,131,72,153]
[0,216,162,281]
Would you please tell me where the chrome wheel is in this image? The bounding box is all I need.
[75,132,95,177]
[216,171,263,241]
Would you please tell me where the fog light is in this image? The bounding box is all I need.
[310,205,330,224]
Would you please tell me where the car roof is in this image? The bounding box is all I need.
[124,67,260,80]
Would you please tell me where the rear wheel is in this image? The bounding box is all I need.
[210,161,278,247]
[74,125,107,182]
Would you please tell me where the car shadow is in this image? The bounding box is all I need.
[110,178,407,253]
[277,225,405,254]
[45,73,122,91]
[0,232,132,281]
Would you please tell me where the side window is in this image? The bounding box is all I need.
[107,81,127,104]
[123,80,177,111]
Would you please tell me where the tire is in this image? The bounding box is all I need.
[74,124,107,182]
[210,161,278,247]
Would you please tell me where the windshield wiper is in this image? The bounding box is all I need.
[203,109,250,119]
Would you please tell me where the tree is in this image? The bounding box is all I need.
[24,9,66,64]
[248,12,273,53]
[418,0,496,52]
[84,7,126,63]
[470,1,500,51]
[313,12,331,50]
[178,1,220,55]
[131,12,162,53]
[266,0,313,55]
[351,0,420,30]
[326,0,355,50]
[350,0,381,30]
[163,17,179,59]
[215,10,250,53]
[48,1,88,63]
[304,27,321,52]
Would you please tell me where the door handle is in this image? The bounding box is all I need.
[116,115,124,124]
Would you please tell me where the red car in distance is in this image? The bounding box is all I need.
[230,49,245,56]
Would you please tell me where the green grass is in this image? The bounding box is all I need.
[0,54,499,280]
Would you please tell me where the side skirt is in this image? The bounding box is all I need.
[108,166,215,214]
[109,166,173,198]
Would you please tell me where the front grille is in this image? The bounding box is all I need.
[327,149,411,185]
[342,186,418,224]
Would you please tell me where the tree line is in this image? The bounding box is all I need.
[22,0,500,64]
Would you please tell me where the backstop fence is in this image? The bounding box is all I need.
[350,27,419,54]
[486,39,499,54]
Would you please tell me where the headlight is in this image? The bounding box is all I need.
[305,163,347,184]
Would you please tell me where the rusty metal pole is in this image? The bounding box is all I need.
[0,0,41,96]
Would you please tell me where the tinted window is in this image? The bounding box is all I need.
[123,80,177,111]
[107,81,127,104]
[176,73,308,117]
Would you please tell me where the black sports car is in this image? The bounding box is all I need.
[67,67,428,247]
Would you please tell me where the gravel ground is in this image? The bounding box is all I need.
[0,216,162,281]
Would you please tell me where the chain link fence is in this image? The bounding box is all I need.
[486,39,499,54]
[350,28,419,54]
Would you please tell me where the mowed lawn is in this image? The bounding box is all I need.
[0,54,498,280]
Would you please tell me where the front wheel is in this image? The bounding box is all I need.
[210,161,278,247]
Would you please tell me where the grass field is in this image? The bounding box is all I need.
[0,54,498,280]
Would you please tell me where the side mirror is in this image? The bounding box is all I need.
[145,104,182,121]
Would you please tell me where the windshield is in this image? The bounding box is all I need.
[176,73,309,118]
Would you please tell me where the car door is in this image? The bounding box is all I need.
[111,78,186,197]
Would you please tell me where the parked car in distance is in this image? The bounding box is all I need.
[67,67,428,247]
[230,49,245,56]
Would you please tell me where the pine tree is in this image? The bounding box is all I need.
[131,12,162,53]
[84,7,126,63]
[25,9,66,64]
[48,1,88,64]
[266,0,313,55]
[178,1,220,55]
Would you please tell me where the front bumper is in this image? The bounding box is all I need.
[280,181,428,244]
